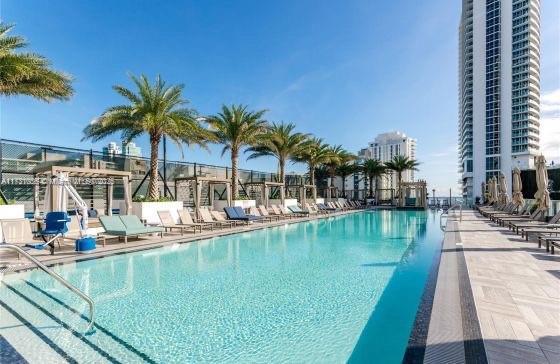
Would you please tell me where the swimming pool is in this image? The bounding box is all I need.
[0,210,442,363]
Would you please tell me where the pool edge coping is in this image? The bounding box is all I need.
[403,215,487,364]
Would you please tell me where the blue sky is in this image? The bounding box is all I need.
[1,0,558,195]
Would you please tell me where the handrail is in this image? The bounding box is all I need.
[440,204,463,231]
[0,244,95,333]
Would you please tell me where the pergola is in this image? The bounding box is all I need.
[34,165,133,215]
[243,181,285,207]
[174,176,232,211]
[325,186,338,201]
[286,184,316,207]
[399,180,428,209]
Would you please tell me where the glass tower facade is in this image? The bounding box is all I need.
[458,0,540,204]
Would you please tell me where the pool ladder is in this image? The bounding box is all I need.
[0,244,95,333]
[439,204,463,231]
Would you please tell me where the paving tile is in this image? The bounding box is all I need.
[454,210,560,363]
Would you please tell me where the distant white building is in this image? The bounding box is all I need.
[338,131,417,199]
[103,142,121,157]
[103,141,142,158]
[122,142,142,157]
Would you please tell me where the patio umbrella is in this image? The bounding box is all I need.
[512,167,524,207]
[499,173,509,204]
[534,155,550,211]
[481,181,486,203]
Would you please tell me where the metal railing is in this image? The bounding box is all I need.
[0,244,95,333]
[439,204,463,231]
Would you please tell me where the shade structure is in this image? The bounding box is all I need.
[498,173,509,204]
[534,155,550,211]
[512,167,524,207]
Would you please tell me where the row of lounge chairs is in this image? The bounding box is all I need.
[477,202,560,254]
[0,201,366,258]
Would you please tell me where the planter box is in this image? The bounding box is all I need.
[131,201,184,225]
[213,200,256,212]
[0,204,25,242]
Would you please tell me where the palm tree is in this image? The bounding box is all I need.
[336,162,358,198]
[361,159,387,198]
[0,23,73,101]
[246,122,308,185]
[384,155,420,197]
[292,138,332,186]
[324,145,356,187]
[206,105,268,199]
[83,74,209,200]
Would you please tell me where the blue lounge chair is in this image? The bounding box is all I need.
[224,207,263,223]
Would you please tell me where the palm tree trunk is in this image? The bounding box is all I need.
[397,171,402,197]
[147,135,161,200]
[279,159,285,185]
[231,149,239,200]
[341,173,346,198]
[369,174,374,198]
[309,164,315,186]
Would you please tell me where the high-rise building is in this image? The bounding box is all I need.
[458,0,541,204]
[102,142,121,157]
[342,131,417,198]
[122,142,142,157]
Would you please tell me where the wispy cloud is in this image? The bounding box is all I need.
[541,88,560,163]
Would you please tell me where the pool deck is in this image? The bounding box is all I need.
[0,209,358,273]
[425,209,560,364]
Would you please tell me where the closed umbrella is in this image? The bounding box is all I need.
[481,182,486,203]
[499,173,509,204]
[492,176,499,204]
[534,155,550,211]
[512,167,524,207]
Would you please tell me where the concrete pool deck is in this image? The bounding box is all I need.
[424,209,560,364]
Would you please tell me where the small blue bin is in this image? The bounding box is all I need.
[75,237,96,253]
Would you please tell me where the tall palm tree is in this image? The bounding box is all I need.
[384,155,420,197]
[83,74,209,200]
[292,138,332,186]
[246,122,308,184]
[336,162,358,198]
[324,145,356,187]
[361,159,387,198]
[0,23,73,101]
[206,105,268,199]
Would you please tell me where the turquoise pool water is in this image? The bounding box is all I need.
[0,210,442,363]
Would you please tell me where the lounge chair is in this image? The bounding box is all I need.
[258,205,287,220]
[100,215,163,244]
[198,208,234,229]
[158,210,199,235]
[306,203,326,215]
[516,211,560,240]
[318,203,337,212]
[288,205,311,216]
[493,203,530,225]
[270,205,294,219]
[249,207,278,222]
[537,234,560,253]
[223,207,262,223]
[504,209,546,231]
[1,219,36,258]
[280,205,304,218]
[178,209,213,231]
[210,210,245,227]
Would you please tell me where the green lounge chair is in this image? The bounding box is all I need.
[100,215,163,244]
